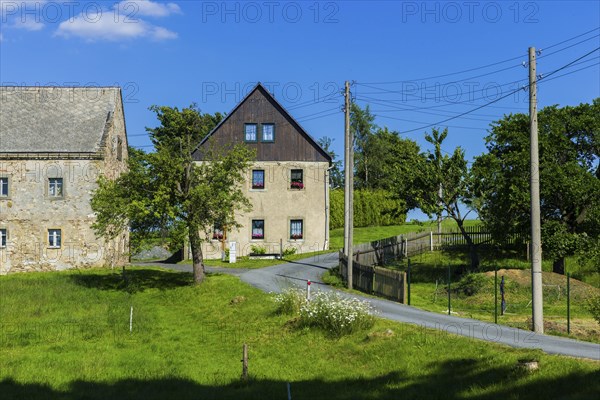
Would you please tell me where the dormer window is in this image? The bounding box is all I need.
[262,123,274,142]
[245,124,257,142]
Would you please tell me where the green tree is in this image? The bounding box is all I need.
[417,128,479,270]
[351,103,377,189]
[471,100,600,274]
[92,104,254,284]
[318,136,344,188]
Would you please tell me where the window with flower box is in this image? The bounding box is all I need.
[212,224,224,240]
[252,169,265,189]
[290,169,304,189]
[290,220,303,240]
[251,219,264,240]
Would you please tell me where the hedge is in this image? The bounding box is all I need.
[330,189,406,229]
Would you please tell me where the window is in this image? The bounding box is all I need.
[213,224,224,240]
[290,220,303,240]
[290,169,304,189]
[245,124,257,142]
[262,123,275,142]
[252,169,265,189]
[251,219,264,240]
[0,229,6,248]
[0,177,8,197]
[48,229,61,248]
[48,178,63,198]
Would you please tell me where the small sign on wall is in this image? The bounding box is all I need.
[229,241,236,264]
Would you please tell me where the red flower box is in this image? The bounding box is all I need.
[290,181,304,189]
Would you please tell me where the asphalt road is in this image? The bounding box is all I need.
[148,252,600,361]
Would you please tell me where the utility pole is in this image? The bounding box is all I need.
[344,81,353,290]
[529,47,544,334]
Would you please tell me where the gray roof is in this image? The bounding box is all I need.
[0,86,121,153]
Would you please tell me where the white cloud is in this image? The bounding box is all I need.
[0,0,47,31]
[55,1,180,42]
[116,0,181,18]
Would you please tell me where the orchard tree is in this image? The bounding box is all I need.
[417,128,479,270]
[471,99,600,274]
[92,104,254,284]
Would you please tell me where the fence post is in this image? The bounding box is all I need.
[404,237,408,258]
[401,271,407,304]
[430,231,433,251]
[567,272,571,335]
[407,258,411,306]
[494,265,498,324]
[447,264,451,315]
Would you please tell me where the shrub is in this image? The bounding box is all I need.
[587,295,600,326]
[273,288,307,315]
[250,244,266,255]
[299,291,375,337]
[330,189,407,229]
[283,247,297,257]
[454,273,487,297]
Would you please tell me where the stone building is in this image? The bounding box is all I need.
[0,86,129,273]
[193,83,332,259]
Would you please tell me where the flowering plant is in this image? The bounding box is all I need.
[252,233,264,239]
[290,234,303,240]
[212,233,224,240]
[252,182,264,189]
[290,181,304,189]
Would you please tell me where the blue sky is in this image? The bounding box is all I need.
[1,0,599,219]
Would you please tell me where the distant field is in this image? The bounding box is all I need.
[329,219,481,250]
[1,268,598,399]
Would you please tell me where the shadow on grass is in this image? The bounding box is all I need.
[1,357,598,400]
[69,268,194,293]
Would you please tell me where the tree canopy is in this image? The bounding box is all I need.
[92,104,254,283]
[471,99,600,273]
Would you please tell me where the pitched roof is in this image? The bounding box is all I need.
[0,86,121,153]
[193,83,332,163]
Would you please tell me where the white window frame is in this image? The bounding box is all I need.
[48,178,64,198]
[0,177,9,197]
[0,229,7,248]
[48,229,62,248]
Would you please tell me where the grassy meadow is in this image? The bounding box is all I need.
[1,267,599,399]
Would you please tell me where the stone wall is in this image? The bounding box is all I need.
[0,94,129,273]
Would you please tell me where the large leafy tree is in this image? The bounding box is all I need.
[92,104,254,284]
[417,128,479,270]
[471,99,600,274]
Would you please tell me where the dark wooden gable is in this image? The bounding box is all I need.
[193,84,332,163]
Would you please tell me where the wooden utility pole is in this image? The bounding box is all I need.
[529,47,544,334]
[344,81,353,290]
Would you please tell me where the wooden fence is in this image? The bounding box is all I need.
[349,227,526,266]
[339,252,407,303]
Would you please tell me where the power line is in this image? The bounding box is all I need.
[396,47,600,135]
[356,27,599,85]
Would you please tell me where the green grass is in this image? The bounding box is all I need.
[1,268,599,399]
[387,250,600,342]
[329,219,481,250]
